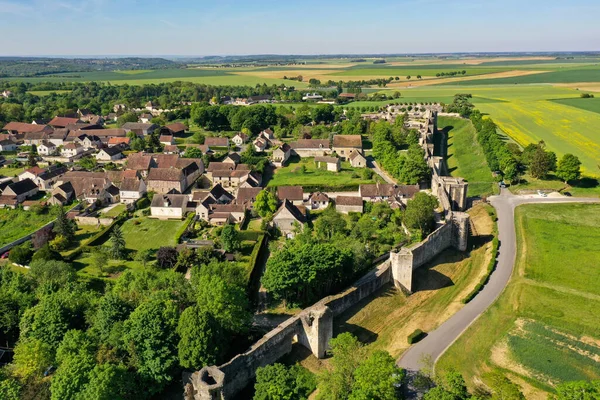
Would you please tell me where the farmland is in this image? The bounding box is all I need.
[437,203,600,397]
[551,97,600,115]
[0,208,55,248]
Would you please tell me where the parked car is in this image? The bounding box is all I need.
[537,190,547,197]
[1,252,9,259]
[563,192,572,197]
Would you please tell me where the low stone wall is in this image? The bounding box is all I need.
[75,216,113,226]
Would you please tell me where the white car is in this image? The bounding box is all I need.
[537,190,547,197]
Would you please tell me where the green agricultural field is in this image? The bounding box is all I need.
[330,66,510,78]
[443,65,600,85]
[550,97,600,115]
[28,90,72,96]
[438,117,496,197]
[438,203,600,396]
[267,157,380,190]
[0,208,55,248]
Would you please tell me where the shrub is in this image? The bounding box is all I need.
[9,243,33,265]
[407,329,426,344]
[31,244,63,263]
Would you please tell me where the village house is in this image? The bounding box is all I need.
[126,153,154,177]
[80,135,102,150]
[37,141,58,156]
[106,113,118,122]
[19,165,67,191]
[47,181,75,206]
[205,137,229,148]
[235,187,263,209]
[139,114,153,123]
[49,116,81,128]
[67,128,127,144]
[308,192,330,210]
[277,186,304,206]
[24,131,50,146]
[146,168,187,194]
[232,133,249,147]
[107,137,131,147]
[211,168,254,190]
[332,135,362,160]
[272,199,306,238]
[145,101,159,112]
[272,144,291,167]
[253,137,267,152]
[335,196,364,214]
[192,184,235,206]
[61,142,84,158]
[119,177,147,204]
[0,140,17,152]
[359,183,420,204]
[1,122,53,139]
[247,95,273,105]
[314,156,341,172]
[206,161,237,180]
[163,145,181,155]
[122,122,159,137]
[161,122,188,136]
[159,134,174,146]
[2,178,39,203]
[47,129,69,147]
[260,128,275,140]
[195,186,245,225]
[349,150,367,168]
[57,171,113,204]
[113,104,127,113]
[150,194,190,220]
[96,146,124,162]
[289,139,331,158]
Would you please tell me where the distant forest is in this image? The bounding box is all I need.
[0,57,179,77]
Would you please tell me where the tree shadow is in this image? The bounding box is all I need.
[447,165,457,174]
[575,177,599,188]
[335,323,379,345]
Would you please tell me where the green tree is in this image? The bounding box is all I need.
[0,375,21,400]
[11,337,54,381]
[8,243,33,265]
[184,147,202,158]
[91,247,109,273]
[254,190,279,218]
[317,333,364,400]
[78,363,131,400]
[551,380,600,400]
[53,206,76,244]
[91,292,133,345]
[220,224,241,253]
[254,363,317,400]
[29,260,76,294]
[487,372,525,400]
[135,249,153,268]
[177,306,224,369]
[77,156,97,170]
[349,351,403,400]
[314,207,347,240]
[108,226,126,260]
[50,351,95,400]
[122,297,180,394]
[556,153,582,183]
[403,193,439,235]
[31,244,63,263]
[116,112,138,127]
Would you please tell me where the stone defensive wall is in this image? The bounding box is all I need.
[186,109,471,400]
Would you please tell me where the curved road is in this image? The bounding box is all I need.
[397,189,599,372]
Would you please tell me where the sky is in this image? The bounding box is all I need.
[1,0,599,56]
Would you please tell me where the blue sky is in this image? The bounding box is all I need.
[1,0,599,56]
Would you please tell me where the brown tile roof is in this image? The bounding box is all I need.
[236,187,263,205]
[314,156,339,164]
[207,162,235,173]
[164,145,179,152]
[2,122,50,133]
[24,131,49,141]
[309,192,329,202]
[277,186,303,201]
[24,166,45,176]
[148,168,183,182]
[69,128,126,138]
[336,196,363,206]
[127,153,154,170]
[349,150,366,161]
[205,137,229,147]
[159,134,174,143]
[120,178,144,192]
[108,137,131,145]
[273,199,306,223]
[122,122,157,131]
[49,116,80,127]
[153,154,179,168]
[360,183,395,198]
[395,185,420,198]
[164,122,187,133]
[290,139,330,150]
[151,194,187,208]
[333,135,362,148]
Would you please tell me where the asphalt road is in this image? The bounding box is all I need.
[397,189,600,372]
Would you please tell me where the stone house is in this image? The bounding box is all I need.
[314,156,341,172]
[37,141,58,156]
[197,203,246,226]
[335,196,363,214]
[61,143,84,158]
[119,178,146,204]
[308,192,330,210]
[359,183,420,205]
[272,144,291,167]
[67,129,127,144]
[235,187,263,209]
[122,122,159,137]
[159,134,174,146]
[24,131,50,146]
[48,182,75,206]
[349,150,367,168]
[2,178,39,203]
[163,145,180,154]
[139,114,153,123]
[146,168,187,194]
[126,153,154,177]
[49,116,80,128]
[56,171,113,204]
[232,133,249,146]
[19,165,67,191]
[253,137,267,152]
[81,135,102,150]
[272,199,306,238]
[107,137,131,147]
[162,122,187,136]
[276,186,304,206]
[260,128,275,140]
[223,153,241,165]
[211,169,252,190]
[96,146,124,162]
[289,139,331,158]
[150,194,190,220]
[1,122,52,139]
[332,135,362,160]
[205,137,229,148]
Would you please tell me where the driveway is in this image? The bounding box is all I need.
[397,189,599,373]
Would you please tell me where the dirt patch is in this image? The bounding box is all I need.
[490,339,532,380]
[386,57,555,67]
[555,82,600,93]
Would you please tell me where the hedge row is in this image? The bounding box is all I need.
[462,206,499,304]
[174,214,195,244]
[245,233,266,282]
[238,230,264,241]
[407,329,426,344]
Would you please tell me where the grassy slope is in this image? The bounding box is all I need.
[119,216,186,252]
[0,208,55,248]
[437,203,600,396]
[550,97,600,115]
[439,116,496,197]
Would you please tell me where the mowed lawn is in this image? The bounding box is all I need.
[438,204,600,396]
[119,216,186,251]
[0,208,55,248]
[439,116,496,197]
[267,157,379,189]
